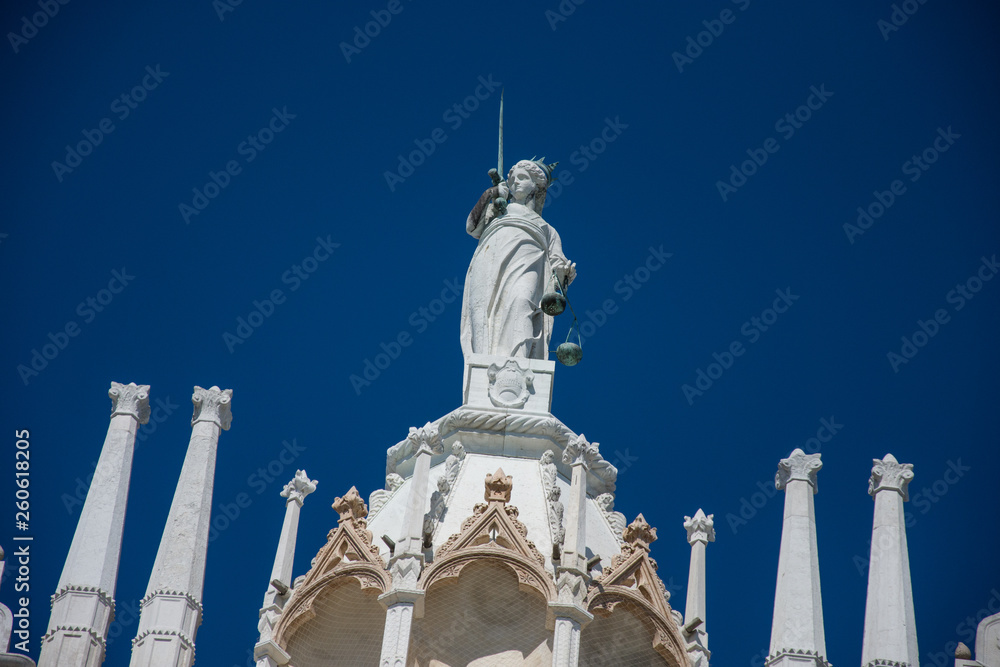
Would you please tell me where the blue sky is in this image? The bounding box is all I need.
[2,1,998,665]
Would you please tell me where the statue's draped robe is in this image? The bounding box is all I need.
[461,187,572,360]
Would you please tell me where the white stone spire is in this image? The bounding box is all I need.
[684,509,714,666]
[254,470,317,667]
[379,423,440,667]
[39,382,150,667]
[130,386,232,667]
[551,434,597,666]
[767,449,829,667]
[861,453,919,666]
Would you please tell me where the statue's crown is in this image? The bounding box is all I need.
[530,156,559,183]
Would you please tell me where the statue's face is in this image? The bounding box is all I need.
[510,166,536,202]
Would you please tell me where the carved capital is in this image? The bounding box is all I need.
[191,386,233,430]
[563,433,599,467]
[485,468,513,503]
[109,381,151,424]
[281,470,318,506]
[332,486,368,523]
[407,421,442,456]
[683,509,715,545]
[869,453,914,501]
[623,514,657,552]
[776,448,822,493]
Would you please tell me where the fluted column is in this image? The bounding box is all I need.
[130,386,232,667]
[861,454,919,666]
[39,382,150,667]
[379,423,440,667]
[767,449,828,667]
[551,434,596,667]
[254,470,317,667]
[684,509,714,666]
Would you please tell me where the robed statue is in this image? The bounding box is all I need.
[460,158,576,360]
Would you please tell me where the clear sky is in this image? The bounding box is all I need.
[2,1,998,665]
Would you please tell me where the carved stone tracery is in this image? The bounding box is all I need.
[420,469,556,602]
[272,486,390,649]
[586,514,688,666]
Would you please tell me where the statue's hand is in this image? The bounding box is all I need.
[496,182,510,201]
[555,261,577,287]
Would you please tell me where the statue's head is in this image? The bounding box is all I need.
[507,158,557,212]
[540,450,555,464]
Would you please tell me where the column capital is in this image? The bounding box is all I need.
[869,453,914,501]
[109,381,151,423]
[684,509,715,545]
[562,433,599,468]
[280,470,318,507]
[191,386,233,429]
[406,422,442,456]
[776,449,822,493]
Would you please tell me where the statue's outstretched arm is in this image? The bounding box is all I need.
[547,226,577,287]
[466,185,502,239]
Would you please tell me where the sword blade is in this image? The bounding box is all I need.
[497,89,504,179]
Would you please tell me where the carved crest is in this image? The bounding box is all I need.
[587,514,687,665]
[487,359,534,409]
[421,469,555,601]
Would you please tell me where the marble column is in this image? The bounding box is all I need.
[379,423,439,667]
[683,509,714,666]
[861,454,919,666]
[129,386,232,667]
[254,470,317,667]
[39,382,150,667]
[550,434,596,667]
[767,449,828,667]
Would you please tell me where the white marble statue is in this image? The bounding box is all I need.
[461,159,576,360]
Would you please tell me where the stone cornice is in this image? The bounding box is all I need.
[139,588,205,615]
[869,453,914,501]
[49,583,115,610]
[776,449,823,493]
[768,648,831,667]
[109,381,151,424]
[281,469,318,506]
[191,385,233,430]
[41,624,106,649]
[683,509,715,545]
[131,627,196,651]
[386,407,618,493]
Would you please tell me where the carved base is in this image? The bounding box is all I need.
[463,354,554,414]
[128,590,202,667]
[767,649,831,667]
[38,585,114,667]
